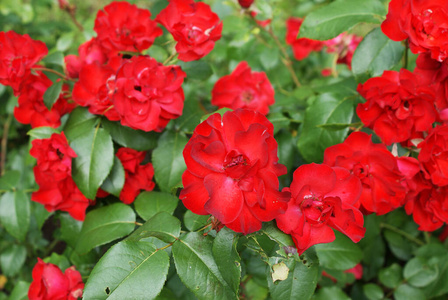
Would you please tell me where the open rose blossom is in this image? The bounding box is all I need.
[28,258,84,300]
[324,32,362,69]
[180,109,290,234]
[418,125,448,187]
[323,131,406,215]
[211,61,275,115]
[14,72,75,128]
[112,55,186,132]
[116,147,155,204]
[0,31,48,94]
[357,69,437,146]
[94,1,162,56]
[381,0,448,62]
[285,17,324,60]
[238,0,254,8]
[156,0,223,62]
[64,38,108,79]
[30,133,90,221]
[276,164,365,255]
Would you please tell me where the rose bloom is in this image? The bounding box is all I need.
[14,72,75,128]
[0,31,48,94]
[285,17,324,60]
[180,109,290,234]
[72,57,123,121]
[94,1,162,56]
[116,147,155,204]
[381,0,448,62]
[276,163,365,255]
[357,69,437,146]
[238,0,254,8]
[250,11,271,28]
[112,55,186,132]
[324,32,362,69]
[211,61,275,115]
[64,38,108,79]
[418,125,448,187]
[28,258,84,300]
[156,0,223,61]
[30,133,90,220]
[323,131,407,215]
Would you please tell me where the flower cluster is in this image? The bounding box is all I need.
[30,132,90,221]
[28,258,84,300]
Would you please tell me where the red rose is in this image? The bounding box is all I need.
[211,61,275,115]
[324,32,362,69]
[180,109,290,234]
[357,69,437,146]
[0,31,48,94]
[276,164,365,255]
[418,125,448,187]
[64,38,108,79]
[285,17,324,60]
[112,56,186,132]
[250,11,271,27]
[72,58,122,121]
[14,72,75,128]
[156,0,223,61]
[30,133,90,220]
[381,0,448,62]
[28,258,84,300]
[238,0,254,8]
[94,1,162,56]
[116,147,155,204]
[323,132,406,215]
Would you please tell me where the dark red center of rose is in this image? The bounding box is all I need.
[134,85,142,92]
[241,91,254,103]
[353,163,368,179]
[301,195,333,225]
[223,151,251,179]
[225,154,246,168]
[56,149,64,159]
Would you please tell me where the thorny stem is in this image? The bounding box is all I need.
[32,67,73,82]
[246,11,301,87]
[1,114,13,176]
[380,223,425,246]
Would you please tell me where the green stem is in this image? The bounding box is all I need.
[32,67,72,81]
[380,223,425,246]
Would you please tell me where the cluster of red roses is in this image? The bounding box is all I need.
[353,0,448,232]
[285,17,362,70]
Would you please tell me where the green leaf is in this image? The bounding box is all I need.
[59,213,83,248]
[100,156,125,197]
[83,241,169,300]
[27,127,59,141]
[9,281,30,300]
[184,210,210,232]
[261,222,295,248]
[316,123,353,131]
[268,112,290,134]
[127,212,181,243]
[213,228,241,294]
[379,263,402,289]
[298,0,386,40]
[102,119,158,151]
[32,202,52,230]
[172,232,238,300]
[404,257,438,288]
[56,31,74,52]
[0,191,30,241]
[134,191,179,221]
[394,284,425,300]
[75,203,136,254]
[71,126,114,199]
[0,244,26,276]
[178,60,213,81]
[0,170,21,190]
[313,286,350,300]
[297,93,354,162]
[352,27,405,82]
[363,283,384,300]
[63,107,99,141]
[42,51,65,67]
[43,80,63,110]
[267,255,319,300]
[314,231,363,270]
[152,130,188,193]
[200,108,233,123]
